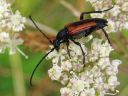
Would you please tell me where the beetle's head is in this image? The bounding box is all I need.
[53,39,61,51]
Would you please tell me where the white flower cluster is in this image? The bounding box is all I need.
[47,38,121,96]
[86,0,128,32]
[0,0,27,58]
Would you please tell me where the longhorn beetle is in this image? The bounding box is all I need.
[29,6,114,86]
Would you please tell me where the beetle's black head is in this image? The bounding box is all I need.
[53,39,61,51]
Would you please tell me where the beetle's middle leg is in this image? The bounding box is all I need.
[70,39,85,64]
[66,41,71,59]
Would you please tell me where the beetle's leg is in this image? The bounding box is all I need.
[71,39,85,64]
[80,6,114,20]
[66,41,71,59]
[101,28,112,46]
[80,11,103,20]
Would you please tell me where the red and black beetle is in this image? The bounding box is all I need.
[29,6,113,86]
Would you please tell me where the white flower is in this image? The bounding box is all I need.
[80,70,93,84]
[46,48,58,59]
[0,32,9,42]
[0,0,27,57]
[106,59,121,75]
[97,58,110,70]
[112,60,122,68]
[91,13,105,18]
[72,63,84,72]
[61,60,72,71]
[86,0,128,32]
[60,87,72,96]
[80,88,95,96]
[47,37,121,96]
[60,73,69,85]
[105,19,116,33]
[122,22,128,29]
[7,34,24,55]
[48,64,62,80]
[99,41,113,57]
[0,0,10,18]
[108,76,120,91]
[73,79,85,92]
[109,5,121,17]
[7,10,26,32]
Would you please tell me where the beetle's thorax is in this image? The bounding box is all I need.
[94,18,108,27]
[53,27,69,51]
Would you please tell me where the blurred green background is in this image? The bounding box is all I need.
[0,0,128,96]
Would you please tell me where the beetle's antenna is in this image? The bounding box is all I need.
[30,47,55,86]
[29,16,53,45]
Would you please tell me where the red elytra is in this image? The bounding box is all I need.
[67,21,97,35]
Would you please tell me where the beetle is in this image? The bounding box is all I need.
[29,6,114,86]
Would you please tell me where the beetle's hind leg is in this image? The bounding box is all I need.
[71,39,85,64]
[80,6,114,20]
[101,28,112,46]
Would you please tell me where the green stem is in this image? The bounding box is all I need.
[9,53,26,96]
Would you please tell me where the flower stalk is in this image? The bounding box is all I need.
[9,53,26,96]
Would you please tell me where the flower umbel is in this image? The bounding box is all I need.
[0,0,27,58]
[47,1,123,96]
[47,38,121,96]
[86,0,128,32]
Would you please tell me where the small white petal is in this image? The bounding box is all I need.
[61,60,72,71]
[73,79,85,92]
[48,64,62,80]
[60,87,72,96]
